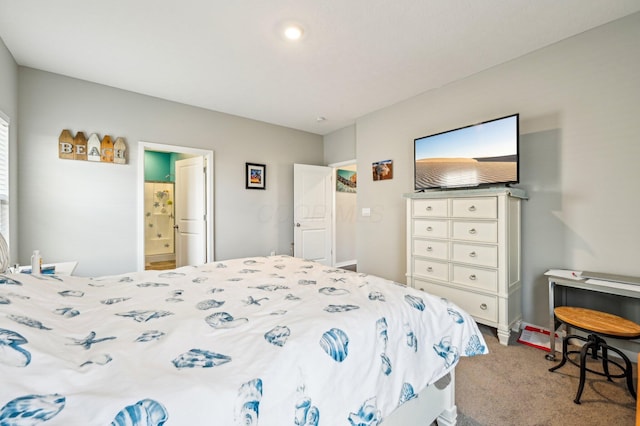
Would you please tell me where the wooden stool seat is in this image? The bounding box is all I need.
[554,306,640,338]
[549,306,640,404]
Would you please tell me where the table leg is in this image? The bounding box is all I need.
[545,278,556,361]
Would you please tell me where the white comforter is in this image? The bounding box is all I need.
[0,256,487,425]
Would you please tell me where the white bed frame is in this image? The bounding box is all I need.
[383,370,457,425]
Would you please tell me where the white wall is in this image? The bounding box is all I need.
[353,13,640,327]
[0,37,18,263]
[17,68,323,276]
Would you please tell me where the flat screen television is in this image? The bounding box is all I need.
[414,113,519,191]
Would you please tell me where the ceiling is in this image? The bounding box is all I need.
[1,1,639,135]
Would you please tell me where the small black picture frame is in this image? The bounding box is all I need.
[246,163,266,190]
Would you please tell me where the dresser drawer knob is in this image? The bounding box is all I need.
[480,303,487,310]
[469,228,477,235]
[469,251,477,258]
[426,246,433,251]
[426,226,433,232]
[468,205,476,212]
[469,274,477,281]
[426,206,432,211]
[427,266,433,272]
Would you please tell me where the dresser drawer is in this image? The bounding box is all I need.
[413,258,448,281]
[451,265,497,292]
[451,220,498,243]
[452,197,497,219]
[451,242,497,267]
[413,239,448,260]
[413,219,448,238]
[420,281,498,323]
[413,199,447,217]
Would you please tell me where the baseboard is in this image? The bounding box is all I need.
[335,260,357,268]
[518,322,639,361]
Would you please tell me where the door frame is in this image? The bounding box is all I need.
[328,159,356,268]
[137,141,214,272]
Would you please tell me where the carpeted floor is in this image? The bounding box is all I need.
[453,325,637,425]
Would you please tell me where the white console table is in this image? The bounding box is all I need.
[545,270,640,360]
[15,261,78,276]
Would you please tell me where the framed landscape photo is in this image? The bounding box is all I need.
[246,163,266,189]
[336,169,357,193]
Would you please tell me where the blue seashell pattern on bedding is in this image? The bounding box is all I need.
[319,328,349,362]
[111,398,168,426]
[0,255,487,424]
[294,395,320,426]
[0,394,65,424]
[0,328,31,367]
[236,378,262,426]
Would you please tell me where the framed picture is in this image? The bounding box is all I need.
[372,159,393,181]
[246,163,266,189]
[336,169,357,193]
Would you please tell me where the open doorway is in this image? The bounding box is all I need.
[137,142,214,272]
[331,160,357,271]
[293,160,357,269]
[144,177,176,269]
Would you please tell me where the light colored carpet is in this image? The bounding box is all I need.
[454,325,637,426]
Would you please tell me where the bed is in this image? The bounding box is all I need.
[0,255,487,425]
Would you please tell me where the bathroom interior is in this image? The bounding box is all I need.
[144,150,178,270]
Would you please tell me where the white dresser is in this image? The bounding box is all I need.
[405,187,526,345]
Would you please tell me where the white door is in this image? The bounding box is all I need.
[293,164,333,265]
[175,156,207,267]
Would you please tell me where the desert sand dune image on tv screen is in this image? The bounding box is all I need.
[415,156,516,188]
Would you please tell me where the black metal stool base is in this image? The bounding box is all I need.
[549,333,636,404]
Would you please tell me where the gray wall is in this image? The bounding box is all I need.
[324,125,356,165]
[325,126,358,266]
[7,13,640,326]
[18,68,323,276]
[0,37,18,263]
[348,13,640,327]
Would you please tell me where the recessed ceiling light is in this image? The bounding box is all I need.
[284,25,304,41]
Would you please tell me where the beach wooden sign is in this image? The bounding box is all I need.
[74,131,87,161]
[58,130,127,164]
